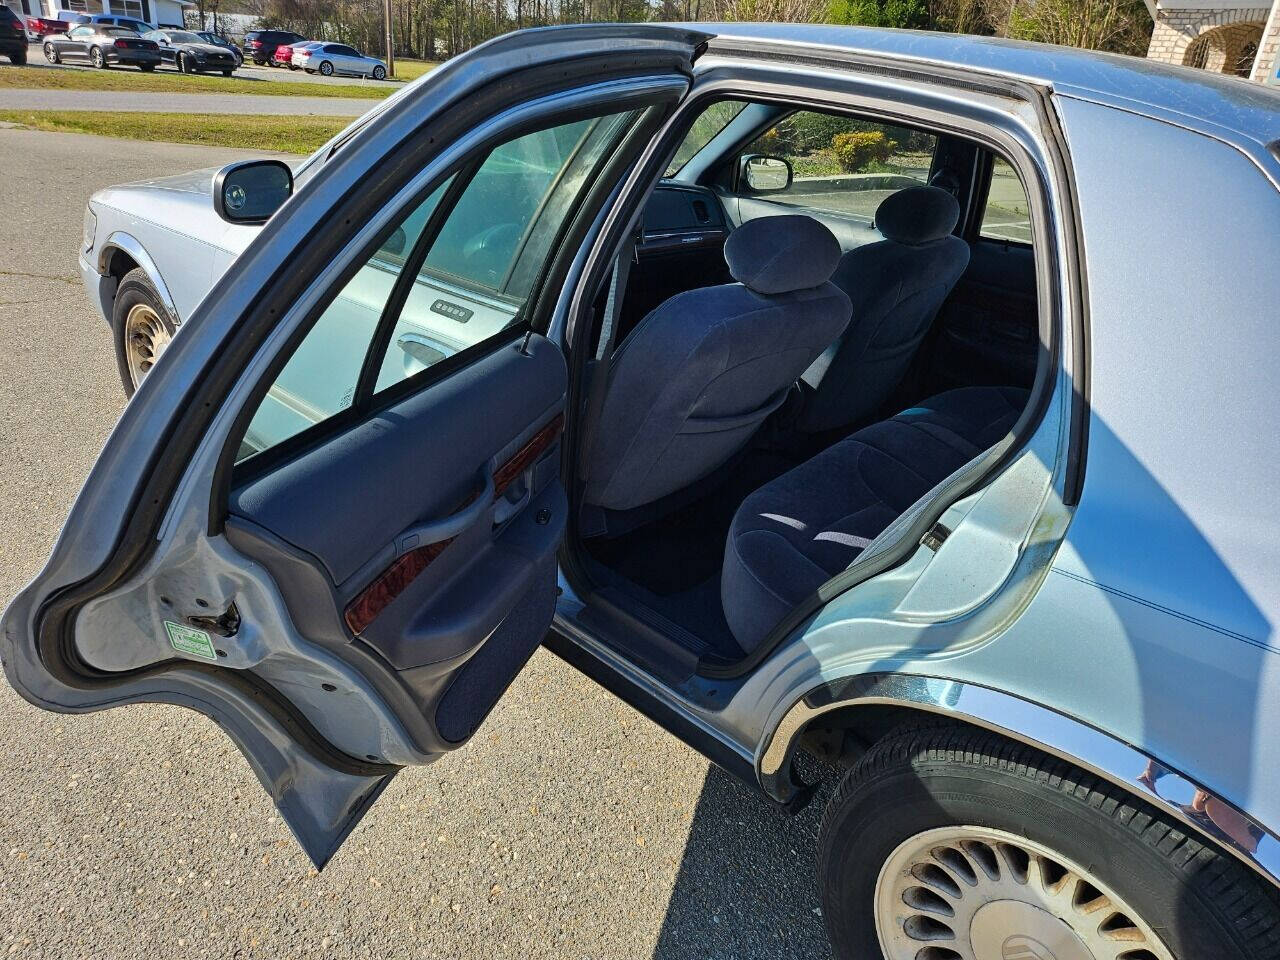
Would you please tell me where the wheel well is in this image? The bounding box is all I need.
[103,247,140,283]
[798,703,958,769]
[792,702,1270,890]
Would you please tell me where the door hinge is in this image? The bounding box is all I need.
[186,601,241,638]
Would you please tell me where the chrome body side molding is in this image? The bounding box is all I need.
[760,673,1280,892]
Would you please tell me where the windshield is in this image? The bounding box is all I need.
[664,100,749,177]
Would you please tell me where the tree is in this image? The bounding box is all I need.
[826,0,929,28]
[1005,0,1152,55]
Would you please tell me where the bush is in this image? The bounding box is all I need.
[831,130,898,172]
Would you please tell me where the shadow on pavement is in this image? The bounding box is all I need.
[653,755,836,960]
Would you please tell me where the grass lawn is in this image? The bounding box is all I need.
[0,64,392,99]
[0,109,348,153]
[391,58,440,82]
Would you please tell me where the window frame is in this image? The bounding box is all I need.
[229,100,661,485]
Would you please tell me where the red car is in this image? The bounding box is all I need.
[25,15,72,40]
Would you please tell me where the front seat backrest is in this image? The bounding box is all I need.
[799,185,970,434]
[583,214,851,515]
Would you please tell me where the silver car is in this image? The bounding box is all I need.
[8,24,1280,960]
[294,40,387,79]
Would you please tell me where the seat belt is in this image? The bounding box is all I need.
[578,230,637,481]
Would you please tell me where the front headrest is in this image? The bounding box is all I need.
[724,215,841,295]
[874,186,960,246]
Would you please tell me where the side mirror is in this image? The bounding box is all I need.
[740,154,793,193]
[213,159,294,224]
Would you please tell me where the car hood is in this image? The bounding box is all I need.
[176,42,234,56]
[92,166,280,257]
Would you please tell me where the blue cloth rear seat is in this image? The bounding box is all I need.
[721,386,1029,652]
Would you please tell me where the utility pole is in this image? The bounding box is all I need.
[384,0,395,78]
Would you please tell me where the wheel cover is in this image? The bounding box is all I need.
[124,303,172,385]
[873,826,1175,960]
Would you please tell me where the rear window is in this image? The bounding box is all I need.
[0,7,19,21]
[105,26,138,36]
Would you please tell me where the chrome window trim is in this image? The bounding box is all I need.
[760,673,1280,893]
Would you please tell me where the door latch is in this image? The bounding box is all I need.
[186,601,241,638]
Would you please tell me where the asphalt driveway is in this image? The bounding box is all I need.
[0,127,834,959]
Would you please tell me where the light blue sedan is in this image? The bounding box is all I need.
[6,23,1280,960]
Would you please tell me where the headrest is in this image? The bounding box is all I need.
[724,215,841,295]
[874,185,960,246]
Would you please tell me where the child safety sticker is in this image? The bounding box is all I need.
[164,620,218,661]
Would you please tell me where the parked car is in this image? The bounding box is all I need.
[0,5,26,63]
[294,40,386,78]
[14,24,1280,960]
[241,28,303,66]
[24,10,80,39]
[42,22,159,69]
[270,39,310,68]
[143,28,238,75]
[193,30,241,63]
[80,12,153,35]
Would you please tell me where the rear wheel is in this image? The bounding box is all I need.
[318,59,332,76]
[222,68,232,76]
[89,45,106,68]
[43,41,58,63]
[10,48,25,65]
[112,268,177,396]
[139,62,154,71]
[819,725,1280,960]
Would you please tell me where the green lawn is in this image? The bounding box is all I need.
[0,109,348,153]
[0,64,392,98]
[391,58,440,81]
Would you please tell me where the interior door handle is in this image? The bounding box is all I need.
[392,469,494,558]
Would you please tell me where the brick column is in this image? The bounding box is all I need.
[1253,0,1280,82]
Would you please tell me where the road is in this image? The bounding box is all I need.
[0,86,371,115]
[0,127,834,959]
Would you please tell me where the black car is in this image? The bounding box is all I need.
[43,23,160,69]
[195,30,242,63]
[143,29,238,75]
[0,6,26,65]
[242,29,304,66]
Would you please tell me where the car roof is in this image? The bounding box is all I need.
[688,23,1280,146]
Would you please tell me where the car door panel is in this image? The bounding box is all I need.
[228,334,565,642]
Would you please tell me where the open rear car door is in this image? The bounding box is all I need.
[1,25,707,868]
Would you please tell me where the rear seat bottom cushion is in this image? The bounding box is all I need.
[721,386,1029,653]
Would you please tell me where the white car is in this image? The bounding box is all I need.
[294,41,386,79]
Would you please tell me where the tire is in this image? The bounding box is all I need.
[10,49,26,65]
[304,68,314,74]
[112,267,177,397]
[252,58,264,65]
[139,63,154,71]
[222,69,232,76]
[90,46,106,68]
[371,65,385,80]
[43,41,58,64]
[819,725,1280,960]
[318,59,332,76]
[287,63,297,70]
